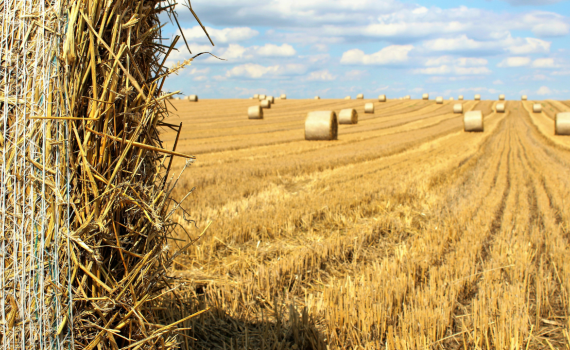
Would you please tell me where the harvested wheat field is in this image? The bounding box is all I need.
[161,98,570,349]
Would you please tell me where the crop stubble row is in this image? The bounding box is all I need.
[162,99,570,349]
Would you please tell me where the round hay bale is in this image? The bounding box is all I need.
[533,103,542,113]
[436,97,444,104]
[496,103,505,113]
[555,112,570,135]
[345,96,351,100]
[364,103,375,114]
[261,100,271,109]
[405,95,411,99]
[254,94,259,99]
[499,94,505,101]
[248,106,263,119]
[378,95,387,102]
[280,94,287,100]
[315,96,320,100]
[458,95,464,100]
[453,104,463,114]
[422,93,429,100]
[522,95,528,101]
[187,95,198,102]
[267,96,275,103]
[338,108,358,124]
[474,94,481,101]
[357,94,364,99]
[449,97,454,101]
[249,97,254,99]
[259,94,267,101]
[305,111,338,140]
[464,111,484,132]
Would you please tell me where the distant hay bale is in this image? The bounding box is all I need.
[187,95,198,102]
[267,96,275,103]
[449,97,454,101]
[522,95,528,101]
[249,97,254,99]
[254,94,259,99]
[436,97,444,104]
[496,103,505,113]
[458,95,464,100]
[280,94,287,99]
[422,93,429,100]
[261,100,271,109]
[464,111,484,132]
[345,96,351,100]
[405,95,411,99]
[259,94,267,100]
[475,94,481,101]
[248,106,263,119]
[364,103,375,113]
[357,94,364,99]
[533,103,542,113]
[453,104,463,113]
[339,108,358,124]
[499,94,505,101]
[555,112,570,135]
[305,111,338,140]
[315,96,321,100]
[378,95,387,102]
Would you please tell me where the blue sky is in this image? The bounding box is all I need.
[161,0,570,100]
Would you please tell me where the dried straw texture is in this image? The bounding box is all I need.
[496,103,505,113]
[464,111,484,132]
[378,94,386,102]
[364,103,374,114]
[1,0,200,349]
[453,104,463,114]
[522,95,528,101]
[475,94,481,101]
[533,103,542,113]
[305,111,337,140]
[436,97,443,104]
[248,106,263,119]
[187,95,198,102]
[458,95,464,100]
[422,93,429,100]
[356,94,363,99]
[499,94,505,101]
[261,100,271,109]
[280,94,286,100]
[338,108,358,124]
[314,96,320,100]
[555,112,570,135]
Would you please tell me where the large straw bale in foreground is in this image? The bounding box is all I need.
[496,103,505,113]
[280,94,287,99]
[555,113,570,135]
[305,111,338,140]
[464,111,484,132]
[423,93,429,100]
[499,94,505,101]
[475,94,481,101]
[248,106,263,119]
[533,104,542,113]
[454,104,464,113]
[522,95,528,101]
[365,103,375,113]
[261,100,271,109]
[339,109,358,124]
[188,95,198,102]
[436,97,444,104]
[378,95,387,102]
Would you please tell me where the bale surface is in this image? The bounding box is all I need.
[555,112,570,135]
[464,111,484,132]
[453,104,464,113]
[188,95,198,102]
[305,111,338,140]
[339,108,358,124]
[458,95,464,100]
[499,94,505,101]
[475,94,481,101]
[259,94,267,100]
[522,95,528,101]
[280,94,287,99]
[364,103,375,114]
[261,100,272,109]
[357,94,364,99]
[449,97,454,101]
[268,96,275,103]
[378,95,387,102]
[345,96,351,100]
[423,93,429,100]
[248,106,263,119]
[254,94,259,99]
[533,104,542,113]
[496,103,505,113]
[315,96,321,100]
[436,97,444,104]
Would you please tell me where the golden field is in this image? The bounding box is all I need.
[158,98,570,349]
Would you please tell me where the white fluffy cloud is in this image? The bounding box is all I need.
[307,70,336,81]
[225,63,307,79]
[256,43,296,57]
[537,86,552,95]
[498,57,531,67]
[532,58,560,68]
[414,65,491,75]
[340,45,414,65]
[181,26,258,44]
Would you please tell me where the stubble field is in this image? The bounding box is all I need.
[159,97,570,350]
